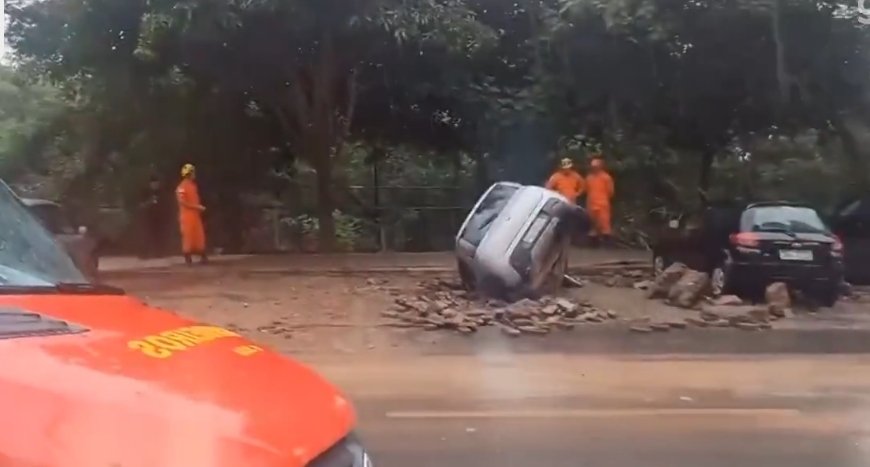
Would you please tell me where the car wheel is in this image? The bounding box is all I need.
[458,260,475,291]
[652,254,669,278]
[710,255,734,297]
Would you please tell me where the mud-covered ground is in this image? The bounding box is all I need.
[108,267,870,357]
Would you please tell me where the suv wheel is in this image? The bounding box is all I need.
[653,254,669,278]
[710,254,734,297]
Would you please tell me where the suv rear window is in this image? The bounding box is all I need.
[461,184,518,247]
[741,206,829,234]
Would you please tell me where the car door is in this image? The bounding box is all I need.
[702,206,742,271]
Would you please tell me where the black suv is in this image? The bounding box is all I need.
[653,202,844,305]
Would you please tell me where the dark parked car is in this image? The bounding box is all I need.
[830,196,870,285]
[653,202,844,305]
[21,198,100,280]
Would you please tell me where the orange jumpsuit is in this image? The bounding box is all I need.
[546,169,585,203]
[176,178,206,254]
[586,170,615,236]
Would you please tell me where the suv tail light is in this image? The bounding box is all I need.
[831,235,844,257]
[730,232,760,248]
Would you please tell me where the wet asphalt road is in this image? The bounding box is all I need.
[309,343,870,467]
[362,411,861,467]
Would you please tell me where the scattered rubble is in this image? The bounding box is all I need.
[562,275,587,288]
[382,267,805,337]
[586,268,652,289]
[711,295,743,306]
[699,305,771,325]
[639,262,801,332]
[381,278,619,336]
[633,280,653,290]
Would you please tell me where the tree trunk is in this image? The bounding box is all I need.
[832,114,870,194]
[698,148,714,206]
[771,0,790,105]
[315,158,336,251]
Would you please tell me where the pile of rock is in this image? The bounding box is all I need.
[645,263,711,308]
[631,264,796,332]
[382,279,618,336]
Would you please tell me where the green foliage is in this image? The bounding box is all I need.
[5,0,870,250]
[0,67,68,180]
[285,210,364,251]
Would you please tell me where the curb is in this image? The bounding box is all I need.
[100,262,652,280]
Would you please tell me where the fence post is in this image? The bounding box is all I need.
[272,208,280,252]
[372,154,388,252]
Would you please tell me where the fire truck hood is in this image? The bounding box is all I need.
[0,294,355,467]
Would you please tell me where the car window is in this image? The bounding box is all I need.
[741,206,829,234]
[28,205,76,235]
[0,183,86,286]
[461,184,519,247]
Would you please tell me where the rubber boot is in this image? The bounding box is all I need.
[184,254,193,266]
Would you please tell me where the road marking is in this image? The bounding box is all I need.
[386,408,802,419]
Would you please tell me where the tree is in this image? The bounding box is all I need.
[0,66,67,180]
[127,0,498,249]
[7,0,870,252]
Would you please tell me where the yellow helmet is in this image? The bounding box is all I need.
[181,163,195,177]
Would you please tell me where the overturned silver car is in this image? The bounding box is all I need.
[456,182,587,299]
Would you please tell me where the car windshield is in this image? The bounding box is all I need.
[741,206,829,234]
[0,182,87,286]
[461,183,518,247]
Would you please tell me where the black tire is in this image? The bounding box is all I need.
[652,253,670,278]
[540,250,568,296]
[710,251,736,297]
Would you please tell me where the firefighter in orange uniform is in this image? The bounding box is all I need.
[585,156,615,247]
[546,157,585,203]
[176,163,208,265]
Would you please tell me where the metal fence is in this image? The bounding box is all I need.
[243,184,476,253]
[86,183,482,254]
